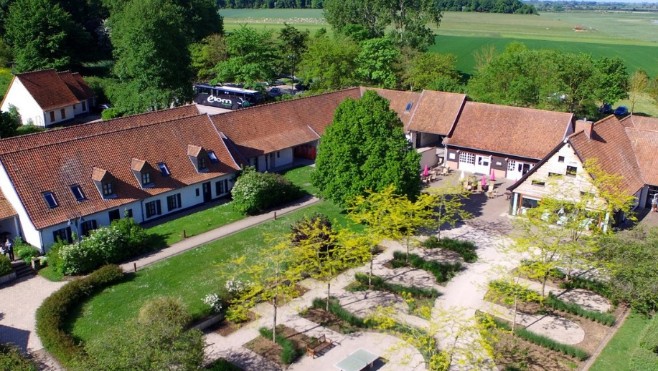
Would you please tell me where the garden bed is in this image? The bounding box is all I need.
[300,306,361,334]
[491,328,581,370]
[244,325,306,367]
[211,311,258,337]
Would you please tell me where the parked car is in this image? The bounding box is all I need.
[268,87,283,97]
[614,106,628,116]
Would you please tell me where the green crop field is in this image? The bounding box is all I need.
[220,9,658,77]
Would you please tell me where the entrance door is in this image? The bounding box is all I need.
[521,163,532,176]
[202,182,212,202]
[475,155,490,175]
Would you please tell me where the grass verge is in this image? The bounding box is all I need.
[591,312,658,371]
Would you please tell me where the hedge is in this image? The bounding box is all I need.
[0,343,37,371]
[35,265,125,367]
[258,327,302,364]
[0,254,11,276]
[352,272,440,299]
[391,251,462,283]
[545,292,615,326]
[559,275,613,300]
[231,167,304,215]
[489,315,589,361]
[422,236,478,263]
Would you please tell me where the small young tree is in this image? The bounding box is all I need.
[427,185,472,239]
[628,70,649,114]
[223,240,300,341]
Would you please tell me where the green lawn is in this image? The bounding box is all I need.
[617,93,658,118]
[70,200,353,343]
[591,312,658,370]
[282,165,317,195]
[0,67,13,100]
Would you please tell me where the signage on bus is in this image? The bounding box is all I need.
[194,93,246,110]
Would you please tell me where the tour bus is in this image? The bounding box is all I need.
[193,83,265,110]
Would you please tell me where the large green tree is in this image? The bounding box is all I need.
[5,0,84,71]
[355,37,400,88]
[312,90,421,207]
[213,26,278,85]
[402,52,462,91]
[277,23,309,81]
[110,0,194,114]
[298,33,359,91]
[323,0,442,50]
[190,34,228,81]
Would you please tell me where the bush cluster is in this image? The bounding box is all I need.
[14,237,40,264]
[0,343,37,371]
[352,272,440,299]
[559,275,613,300]
[55,218,150,275]
[258,327,302,364]
[311,297,368,328]
[231,167,304,215]
[545,293,615,326]
[422,236,478,263]
[391,251,462,283]
[0,254,11,276]
[488,280,543,304]
[489,316,589,361]
[35,265,124,367]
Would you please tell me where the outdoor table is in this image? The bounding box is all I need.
[335,349,379,371]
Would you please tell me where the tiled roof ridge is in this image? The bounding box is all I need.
[210,87,361,118]
[14,68,57,77]
[0,105,198,150]
[0,112,209,155]
[466,100,573,116]
[566,114,617,141]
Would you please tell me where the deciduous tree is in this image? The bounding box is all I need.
[213,26,278,85]
[402,52,461,92]
[298,33,359,91]
[312,91,421,206]
[355,37,400,88]
[277,23,309,82]
[628,70,650,114]
[427,185,472,239]
[190,34,228,81]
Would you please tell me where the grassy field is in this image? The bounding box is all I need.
[591,312,658,370]
[0,67,13,100]
[70,199,353,343]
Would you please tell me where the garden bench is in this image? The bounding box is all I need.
[306,334,333,358]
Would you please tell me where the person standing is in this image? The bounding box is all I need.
[653,194,658,212]
[5,239,13,261]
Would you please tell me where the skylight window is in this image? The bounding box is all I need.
[70,185,86,201]
[43,192,58,209]
[404,102,413,112]
[208,150,219,163]
[158,162,171,176]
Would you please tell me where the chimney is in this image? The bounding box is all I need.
[583,118,593,139]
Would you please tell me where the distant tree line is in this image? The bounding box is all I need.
[436,0,537,14]
[216,0,323,8]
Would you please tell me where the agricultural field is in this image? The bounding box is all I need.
[220,9,658,76]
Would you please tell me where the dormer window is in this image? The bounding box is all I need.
[208,151,219,163]
[187,144,209,173]
[43,191,58,209]
[70,185,86,201]
[131,158,154,188]
[92,167,117,199]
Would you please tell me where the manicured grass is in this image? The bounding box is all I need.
[70,200,354,343]
[146,201,244,246]
[281,165,317,195]
[38,265,64,282]
[591,312,658,371]
[617,93,658,118]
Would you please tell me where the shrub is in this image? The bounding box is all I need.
[45,240,66,274]
[391,251,462,283]
[231,167,304,215]
[14,237,40,264]
[424,237,478,263]
[488,280,543,304]
[58,218,151,275]
[559,275,613,300]
[35,265,124,368]
[0,254,11,276]
[311,297,369,328]
[488,315,589,361]
[545,293,615,326]
[352,272,440,298]
[0,343,37,371]
[207,358,242,371]
[258,327,302,364]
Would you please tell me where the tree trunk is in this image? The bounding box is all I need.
[272,297,277,342]
[541,274,548,300]
[512,295,518,332]
[326,282,331,311]
[369,258,373,289]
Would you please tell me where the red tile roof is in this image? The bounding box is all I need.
[626,127,658,186]
[446,102,573,159]
[406,90,466,135]
[0,113,239,229]
[210,88,361,159]
[569,115,644,195]
[0,189,17,221]
[14,69,83,111]
[360,87,421,128]
[57,71,95,102]
[0,105,199,155]
[620,115,658,131]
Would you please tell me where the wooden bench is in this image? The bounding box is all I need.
[306,334,333,358]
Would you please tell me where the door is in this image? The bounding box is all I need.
[202,182,212,202]
[475,155,490,175]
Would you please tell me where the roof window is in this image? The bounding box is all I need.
[70,185,86,201]
[158,162,171,176]
[43,192,58,209]
[208,150,219,163]
[405,102,413,112]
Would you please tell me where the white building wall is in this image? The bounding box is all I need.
[0,161,41,249]
[274,148,293,168]
[1,78,45,126]
[45,105,75,126]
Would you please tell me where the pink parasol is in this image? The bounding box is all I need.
[481,175,487,186]
[490,168,496,182]
[423,165,429,177]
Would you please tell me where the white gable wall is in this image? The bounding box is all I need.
[0,161,42,249]
[1,78,45,126]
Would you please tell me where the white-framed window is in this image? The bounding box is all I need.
[459,152,475,165]
[507,160,516,171]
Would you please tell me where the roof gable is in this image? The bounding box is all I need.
[626,126,658,186]
[447,102,573,159]
[406,90,466,135]
[360,87,422,128]
[57,71,95,101]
